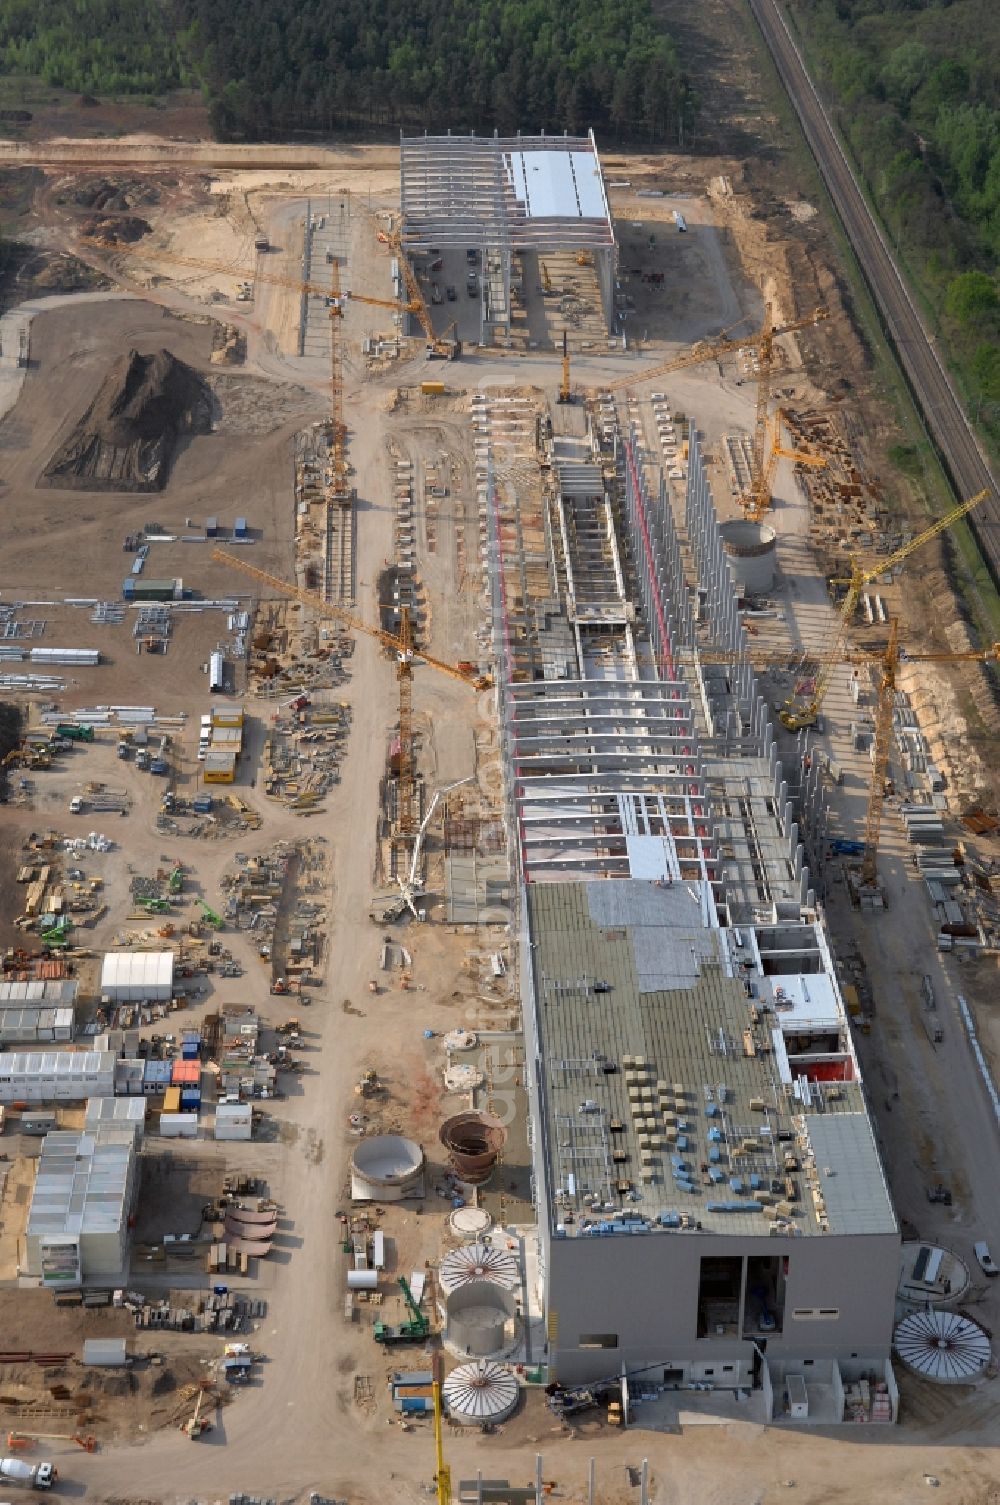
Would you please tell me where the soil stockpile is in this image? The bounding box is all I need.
[41,347,212,492]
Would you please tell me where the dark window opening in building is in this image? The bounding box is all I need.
[744,1255,786,1337]
[698,1255,742,1338]
[578,1333,618,1349]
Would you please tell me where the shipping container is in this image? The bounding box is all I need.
[209,652,226,693]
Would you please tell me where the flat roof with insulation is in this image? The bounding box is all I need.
[527,880,897,1240]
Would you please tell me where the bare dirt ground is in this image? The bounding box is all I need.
[0,298,321,604]
[0,65,996,1505]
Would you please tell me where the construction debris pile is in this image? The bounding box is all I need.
[218,838,328,996]
[263,699,351,810]
[250,601,354,696]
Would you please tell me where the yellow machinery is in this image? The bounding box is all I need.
[779,488,990,731]
[432,1351,452,1505]
[376,221,460,358]
[598,304,829,399]
[747,409,828,522]
[595,303,829,519]
[859,623,1000,887]
[84,237,424,508]
[183,1383,214,1440]
[211,550,490,843]
[695,610,998,890]
[7,1430,96,1452]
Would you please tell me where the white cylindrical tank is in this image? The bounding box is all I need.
[346,1269,378,1291]
[350,1134,425,1201]
[442,1360,519,1426]
[720,520,777,593]
[449,1206,492,1240]
[439,1243,519,1298]
[444,1280,516,1357]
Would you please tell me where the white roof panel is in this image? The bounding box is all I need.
[506,149,589,221]
[571,151,608,220]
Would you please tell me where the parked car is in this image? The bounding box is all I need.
[446,285,457,301]
[974,1241,998,1275]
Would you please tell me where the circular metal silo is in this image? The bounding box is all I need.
[444,1279,517,1357]
[439,1242,519,1298]
[439,1111,507,1185]
[443,1360,519,1426]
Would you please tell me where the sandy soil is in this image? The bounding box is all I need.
[0,110,996,1505]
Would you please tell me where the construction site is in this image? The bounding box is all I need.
[0,113,996,1505]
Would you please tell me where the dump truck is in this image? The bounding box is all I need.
[0,1457,57,1489]
[55,724,94,743]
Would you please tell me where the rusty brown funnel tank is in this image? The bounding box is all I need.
[439,1111,507,1185]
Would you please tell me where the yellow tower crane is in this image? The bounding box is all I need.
[432,1351,452,1505]
[746,409,828,522]
[596,304,829,398]
[779,488,991,731]
[376,221,460,358]
[558,330,572,405]
[692,626,999,890]
[859,623,1000,888]
[82,235,421,508]
[593,304,829,518]
[211,550,489,844]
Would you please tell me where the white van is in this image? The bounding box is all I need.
[974,1241,998,1275]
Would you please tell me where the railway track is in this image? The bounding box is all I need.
[747,0,1000,584]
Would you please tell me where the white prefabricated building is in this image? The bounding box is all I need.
[0,1050,115,1102]
[23,1127,138,1286]
[84,1096,146,1143]
[0,1006,75,1044]
[100,951,174,1002]
[214,1102,252,1141]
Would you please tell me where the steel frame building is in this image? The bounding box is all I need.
[400,132,616,340]
[480,398,901,1423]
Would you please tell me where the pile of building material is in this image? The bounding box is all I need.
[263,701,350,807]
[131,1290,265,1331]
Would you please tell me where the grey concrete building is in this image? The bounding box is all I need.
[482,398,901,1422]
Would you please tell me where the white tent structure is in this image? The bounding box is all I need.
[100,952,174,1002]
